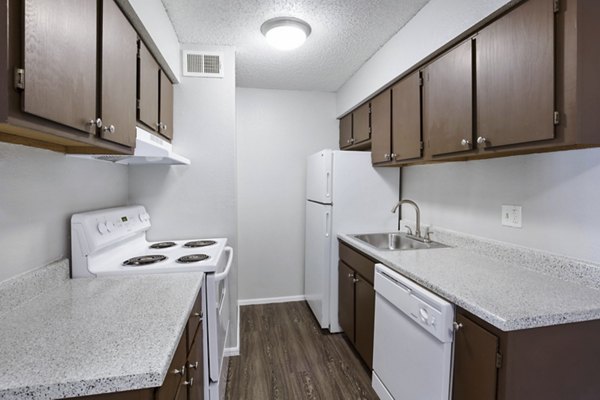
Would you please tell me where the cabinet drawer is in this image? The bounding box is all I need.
[155,331,187,400]
[339,242,375,285]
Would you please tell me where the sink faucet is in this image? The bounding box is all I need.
[391,199,422,239]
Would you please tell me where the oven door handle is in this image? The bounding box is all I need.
[214,246,233,282]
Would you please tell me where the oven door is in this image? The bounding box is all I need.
[206,246,233,383]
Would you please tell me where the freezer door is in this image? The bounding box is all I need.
[304,200,332,329]
[306,150,333,204]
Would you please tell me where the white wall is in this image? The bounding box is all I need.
[236,88,338,301]
[336,0,510,116]
[403,149,600,263]
[128,45,238,345]
[128,0,181,81]
[0,143,128,282]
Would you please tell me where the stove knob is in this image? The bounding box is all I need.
[97,222,108,235]
[105,221,115,232]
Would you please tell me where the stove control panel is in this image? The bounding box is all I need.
[72,205,151,254]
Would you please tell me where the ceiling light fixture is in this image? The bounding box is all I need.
[260,17,311,51]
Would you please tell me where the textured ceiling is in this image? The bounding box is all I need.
[161,0,430,91]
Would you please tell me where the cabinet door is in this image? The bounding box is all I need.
[453,313,499,400]
[339,114,353,149]
[100,0,137,147]
[424,39,473,156]
[187,324,204,400]
[338,261,355,342]
[370,89,391,164]
[392,71,422,161]
[23,0,97,133]
[159,70,173,140]
[353,103,371,145]
[476,0,555,148]
[138,42,160,132]
[354,276,375,369]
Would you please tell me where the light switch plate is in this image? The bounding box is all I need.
[502,205,522,228]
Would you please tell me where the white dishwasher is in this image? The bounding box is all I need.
[372,264,455,400]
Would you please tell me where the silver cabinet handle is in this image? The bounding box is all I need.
[103,125,115,134]
[353,277,360,283]
[162,124,168,132]
[88,118,102,128]
[453,322,464,331]
[183,378,194,387]
[188,361,199,370]
[384,153,390,161]
[460,139,471,147]
[477,137,488,145]
[348,273,354,279]
[390,153,397,160]
[172,365,186,376]
[193,311,203,319]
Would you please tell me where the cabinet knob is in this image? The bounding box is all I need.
[453,322,464,331]
[162,124,168,132]
[188,361,199,370]
[460,139,471,147]
[384,153,390,161]
[103,125,116,134]
[183,378,194,387]
[193,311,203,319]
[390,153,397,160]
[353,277,360,283]
[348,273,354,279]
[172,365,186,376]
[88,118,102,129]
[477,136,488,145]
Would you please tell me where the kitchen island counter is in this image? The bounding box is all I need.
[0,269,204,399]
[339,229,600,331]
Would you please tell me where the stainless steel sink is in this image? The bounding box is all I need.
[352,232,449,251]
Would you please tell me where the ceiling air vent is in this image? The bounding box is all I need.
[183,51,224,78]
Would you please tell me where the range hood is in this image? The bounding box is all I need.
[71,128,190,165]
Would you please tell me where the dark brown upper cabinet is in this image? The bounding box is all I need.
[138,42,160,133]
[159,70,174,140]
[138,42,174,141]
[353,102,371,145]
[392,71,422,161]
[0,0,143,154]
[100,0,137,147]
[23,0,97,134]
[339,114,353,149]
[423,39,474,157]
[370,89,392,164]
[476,0,555,150]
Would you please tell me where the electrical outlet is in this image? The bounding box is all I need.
[502,205,522,228]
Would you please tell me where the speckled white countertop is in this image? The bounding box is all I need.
[338,230,600,331]
[0,271,204,399]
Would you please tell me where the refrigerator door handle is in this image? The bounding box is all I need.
[324,211,330,237]
[325,171,331,199]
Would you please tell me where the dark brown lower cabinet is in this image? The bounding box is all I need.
[338,241,376,369]
[71,290,205,400]
[453,309,600,400]
[452,313,499,400]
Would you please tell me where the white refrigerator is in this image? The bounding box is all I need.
[304,149,400,332]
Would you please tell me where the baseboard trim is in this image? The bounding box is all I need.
[238,295,306,306]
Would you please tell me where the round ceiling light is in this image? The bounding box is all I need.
[260,17,311,51]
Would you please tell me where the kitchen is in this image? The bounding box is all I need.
[1,0,600,399]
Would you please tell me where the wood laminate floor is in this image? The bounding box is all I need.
[225,301,379,400]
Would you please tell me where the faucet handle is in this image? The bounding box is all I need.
[423,227,433,243]
[404,225,413,236]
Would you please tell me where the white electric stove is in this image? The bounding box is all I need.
[71,205,232,400]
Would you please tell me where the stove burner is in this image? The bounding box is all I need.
[177,254,210,263]
[149,242,177,249]
[123,255,167,266]
[183,240,217,247]
[184,240,217,248]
